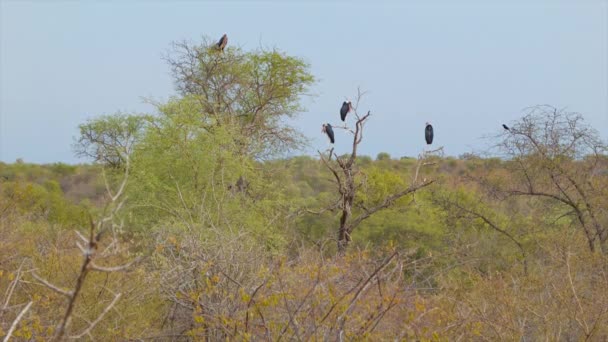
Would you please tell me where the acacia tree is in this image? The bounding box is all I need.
[489,105,608,253]
[77,38,314,165]
[74,113,149,168]
[165,37,315,158]
[318,90,435,252]
[74,37,315,236]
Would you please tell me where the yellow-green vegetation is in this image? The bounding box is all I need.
[2,150,607,340]
[1,37,607,340]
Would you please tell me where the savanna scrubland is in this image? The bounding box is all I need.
[1,38,607,341]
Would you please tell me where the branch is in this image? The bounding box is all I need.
[508,189,576,209]
[348,111,371,166]
[1,261,24,316]
[101,156,130,202]
[245,279,269,332]
[32,272,73,298]
[566,252,590,336]
[443,199,528,274]
[2,301,33,342]
[336,251,398,338]
[413,147,443,184]
[350,180,435,229]
[90,257,142,273]
[318,150,343,193]
[508,188,595,249]
[276,274,302,341]
[69,292,122,339]
[289,197,343,220]
[278,266,322,341]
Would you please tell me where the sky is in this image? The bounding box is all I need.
[1,0,607,164]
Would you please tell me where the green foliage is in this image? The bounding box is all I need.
[2,152,608,340]
[1,179,89,227]
[4,37,608,341]
[167,38,315,157]
[74,113,150,167]
[376,152,391,161]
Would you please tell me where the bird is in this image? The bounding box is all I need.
[425,123,434,145]
[502,124,510,131]
[322,123,335,144]
[217,34,228,52]
[340,101,352,122]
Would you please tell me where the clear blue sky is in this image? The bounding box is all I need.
[1,1,607,163]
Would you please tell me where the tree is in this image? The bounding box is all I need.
[318,89,435,252]
[376,152,391,161]
[490,105,608,253]
[164,37,315,158]
[74,37,316,245]
[74,113,149,168]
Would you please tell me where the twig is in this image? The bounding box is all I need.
[245,279,269,332]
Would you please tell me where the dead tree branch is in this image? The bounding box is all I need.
[2,301,33,342]
[26,157,138,341]
[69,292,122,340]
[318,90,436,252]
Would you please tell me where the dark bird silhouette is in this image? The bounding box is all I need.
[502,124,510,131]
[340,101,352,121]
[217,34,228,52]
[322,123,335,144]
[425,123,434,145]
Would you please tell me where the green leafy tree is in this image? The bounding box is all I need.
[165,38,315,158]
[376,152,391,161]
[74,37,316,245]
[74,113,150,168]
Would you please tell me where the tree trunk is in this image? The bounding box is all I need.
[338,195,353,253]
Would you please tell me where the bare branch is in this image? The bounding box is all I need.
[3,301,33,342]
[1,261,24,316]
[337,251,398,338]
[75,230,88,244]
[69,293,122,339]
[351,180,435,229]
[31,272,73,298]
[566,252,590,336]
[90,257,142,273]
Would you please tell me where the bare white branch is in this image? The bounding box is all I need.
[31,273,73,298]
[75,242,87,255]
[3,301,33,342]
[2,261,24,315]
[69,293,122,339]
[90,257,141,273]
[75,230,88,244]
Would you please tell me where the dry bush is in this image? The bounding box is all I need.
[152,231,447,341]
[0,164,161,341]
[436,231,608,340]
[0,218,162,340]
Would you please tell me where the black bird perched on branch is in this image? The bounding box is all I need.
[502,124,510,131]
[425,123,434,145]
[217,34,228,51]
[322,123,335,144]
[340,101,352,122]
